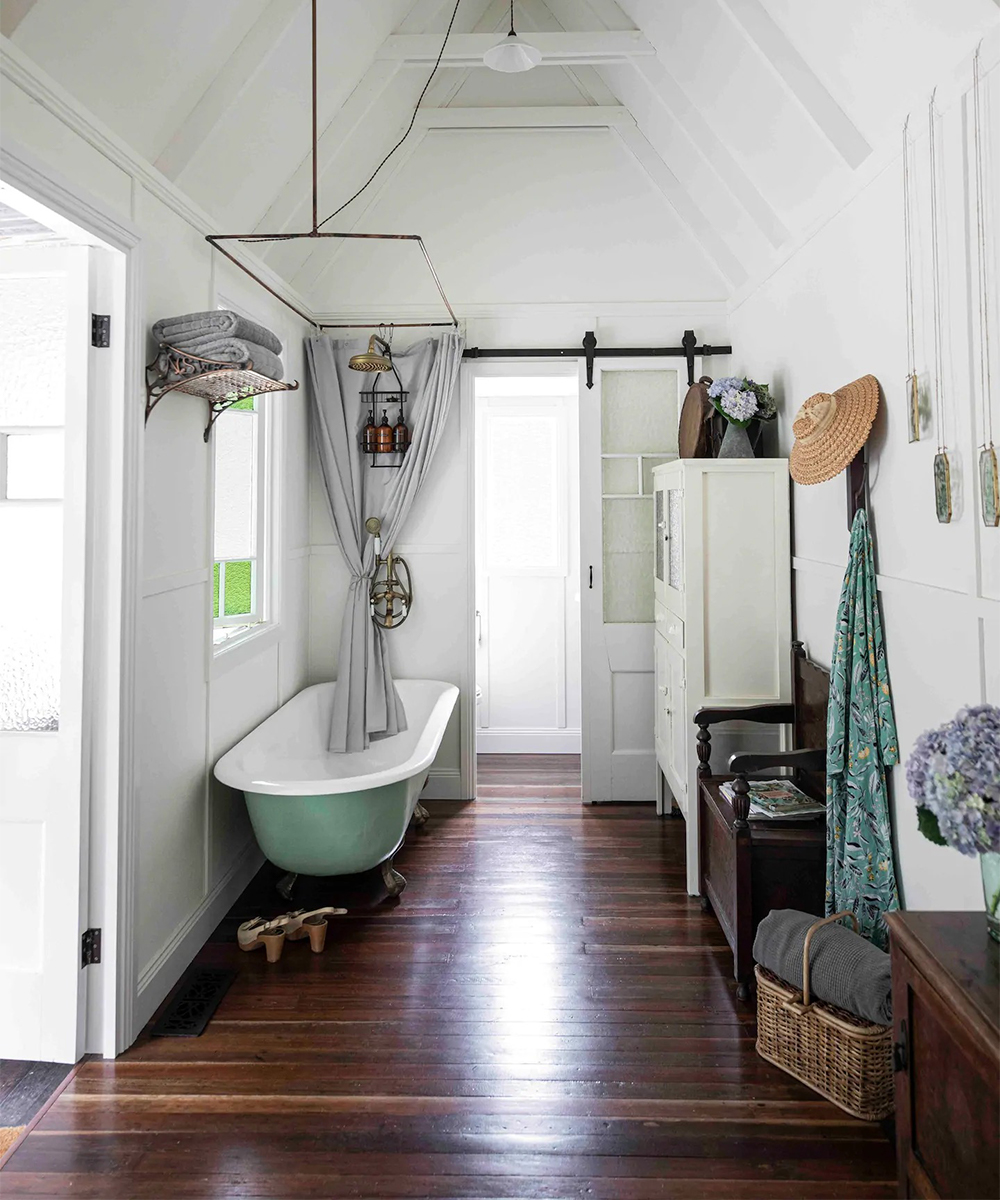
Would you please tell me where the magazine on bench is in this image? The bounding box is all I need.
[719,778,826,820]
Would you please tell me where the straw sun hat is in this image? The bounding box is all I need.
[789,374,880,485]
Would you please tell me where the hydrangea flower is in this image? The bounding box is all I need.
[707,376,775,427]
[907,704,1000,856]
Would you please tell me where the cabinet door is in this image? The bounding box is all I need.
[654,631,669,756]
[665,640,688,792]
[662,480,685,616]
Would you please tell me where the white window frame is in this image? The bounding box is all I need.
[210,298,282,658]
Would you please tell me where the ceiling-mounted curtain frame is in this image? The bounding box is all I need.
[204,0,458,332]
[463,330,733,388]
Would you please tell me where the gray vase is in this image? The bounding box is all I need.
[718,422,754,459]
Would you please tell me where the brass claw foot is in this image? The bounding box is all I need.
[380,858,406,897]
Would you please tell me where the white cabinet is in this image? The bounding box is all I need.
[651,459,792,894]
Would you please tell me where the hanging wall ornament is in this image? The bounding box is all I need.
[928,90,952,523]
[972,45,999,527]
[902,116,921,442]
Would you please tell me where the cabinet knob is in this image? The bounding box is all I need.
[659,685,668,695]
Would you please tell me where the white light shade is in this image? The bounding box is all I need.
[483,32,542,72]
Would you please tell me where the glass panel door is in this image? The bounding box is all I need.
[581,360,682,804]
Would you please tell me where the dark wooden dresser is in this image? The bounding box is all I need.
[886,912,1000,1200]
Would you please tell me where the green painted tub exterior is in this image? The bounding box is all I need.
[214,680,459,878]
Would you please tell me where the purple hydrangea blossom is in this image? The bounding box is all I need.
[707,375,774,425]
[907,705,1000,856]
[719,387,758,422]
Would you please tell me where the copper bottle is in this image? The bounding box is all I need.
[375,409,393,453]
[393,416,410,453]
[362,413,377,454]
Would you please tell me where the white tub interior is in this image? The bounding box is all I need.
[215,679,458,796]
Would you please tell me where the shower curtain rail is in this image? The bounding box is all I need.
[462,330,732,387]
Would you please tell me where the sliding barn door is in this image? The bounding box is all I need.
[579,360,680,803]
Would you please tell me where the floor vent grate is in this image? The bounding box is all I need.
[150,967,236,1038]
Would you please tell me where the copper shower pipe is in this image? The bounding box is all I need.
[204,0,459,332]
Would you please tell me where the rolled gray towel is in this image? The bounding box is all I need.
[753,908,892,1025]
[158,338,284,383]
[152,309,282,356]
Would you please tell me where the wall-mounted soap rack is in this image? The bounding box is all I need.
[145,344,300,442]
[359,366,410,468]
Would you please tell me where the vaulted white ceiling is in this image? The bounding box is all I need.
[5,0,998,318]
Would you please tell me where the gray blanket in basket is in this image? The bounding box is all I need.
[152,309,282,356]
[157,338,283,383]
[753,909,892,1025]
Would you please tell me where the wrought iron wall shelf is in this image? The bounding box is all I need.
[145,344,300,442]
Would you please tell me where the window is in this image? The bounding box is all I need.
[213,393,269,646]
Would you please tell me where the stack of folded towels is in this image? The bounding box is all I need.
[152,310,284,382]
[753,908,893,1025]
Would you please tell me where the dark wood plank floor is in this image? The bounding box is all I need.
[0,1061,72,1130]
[477,753,581,799]
[1,800,894,1198]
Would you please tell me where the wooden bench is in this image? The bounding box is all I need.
[694,642,828,1001]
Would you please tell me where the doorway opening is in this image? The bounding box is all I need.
[473,369,581,800]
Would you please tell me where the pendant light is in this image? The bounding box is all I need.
[484,0,542,73]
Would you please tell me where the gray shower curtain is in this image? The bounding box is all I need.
[306,330,464,752]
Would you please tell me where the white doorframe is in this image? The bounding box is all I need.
[0,139,144,1057]
[461,359,582,801]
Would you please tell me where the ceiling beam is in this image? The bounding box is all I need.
[154,0,301,182]
[613,119,747,288]
[625,56,788,248]
[377,30,655,65]
[0,0,39,39]
[414,106,631,128]
[718,0,871,169]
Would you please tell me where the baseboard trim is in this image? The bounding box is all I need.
[476,729,582,754]
[132,838,264,1042]
[421,768,466,800]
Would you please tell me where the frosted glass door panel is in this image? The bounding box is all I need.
[600,370,678,455]
[214,412,256,561]
[642,457,672,495]
[0,505,62,730]
[485,414,561,572]
[0,272,68,425]
[667,489,684,590]
[602,457,638,495]
[603,497,653,623]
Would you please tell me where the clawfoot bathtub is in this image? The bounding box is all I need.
[214,679,458,898]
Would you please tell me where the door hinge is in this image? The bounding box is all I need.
[81,927,102,967]
[91,313,110,348]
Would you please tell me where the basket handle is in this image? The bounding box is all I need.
[801,911,858,1007]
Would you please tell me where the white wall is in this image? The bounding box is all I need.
[1,52,313,1040]
[727,55,1000,912]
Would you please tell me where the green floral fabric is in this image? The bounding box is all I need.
[826,509,900,949]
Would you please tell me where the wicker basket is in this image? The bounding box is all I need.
[755,911,894,1122]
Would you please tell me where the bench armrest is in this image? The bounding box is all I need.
[728,748,826,775]
[693,704,795,729]
[693,704,796,782]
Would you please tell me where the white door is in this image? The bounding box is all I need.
[0,244,93,1062]
[580,359,682,803]
[475,383,581,753]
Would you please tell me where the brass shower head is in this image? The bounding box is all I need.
[349,334,392,372]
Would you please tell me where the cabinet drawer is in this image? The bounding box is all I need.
[655,604,685,654]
